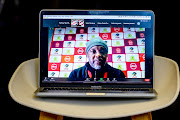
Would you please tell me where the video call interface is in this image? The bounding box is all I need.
[43,14,152,83]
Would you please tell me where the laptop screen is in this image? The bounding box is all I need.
[40,10,154,85]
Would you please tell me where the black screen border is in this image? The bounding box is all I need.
[39,10,154,88]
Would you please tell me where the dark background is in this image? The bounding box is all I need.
[1,0,180,119]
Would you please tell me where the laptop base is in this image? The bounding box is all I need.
[35,88,157,98]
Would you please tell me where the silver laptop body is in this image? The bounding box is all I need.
[35,10,157,98]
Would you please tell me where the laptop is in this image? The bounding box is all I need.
[35,10,157,98]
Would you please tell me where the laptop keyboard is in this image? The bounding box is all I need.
[42,87,150,92]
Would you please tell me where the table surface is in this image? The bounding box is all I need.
[8,56,180,119]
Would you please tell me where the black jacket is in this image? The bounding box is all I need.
[69,62,125,80]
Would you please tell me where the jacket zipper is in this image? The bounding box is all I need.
[95,71,96,78]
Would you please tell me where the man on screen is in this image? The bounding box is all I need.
[69,37,125,80]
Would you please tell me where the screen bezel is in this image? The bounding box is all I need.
[39,10,154,88]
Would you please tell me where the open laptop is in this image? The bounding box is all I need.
[35,10,157,98]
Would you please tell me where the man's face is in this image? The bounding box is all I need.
[87,46,107,70]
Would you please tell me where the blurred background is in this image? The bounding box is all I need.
[1,0,180,119]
